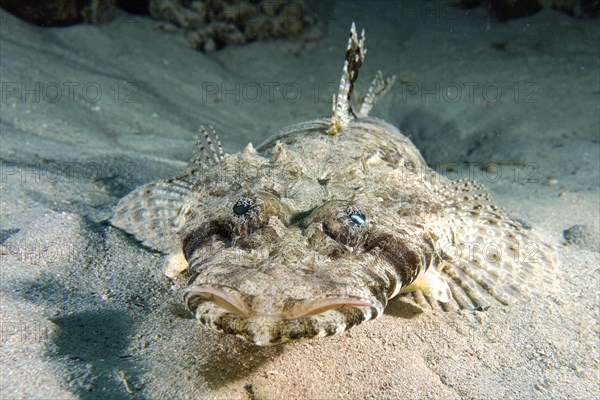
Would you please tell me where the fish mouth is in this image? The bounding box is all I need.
[184,286,385,345]
[186,286,375,319]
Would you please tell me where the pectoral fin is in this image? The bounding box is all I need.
[431,179,560,310]
[111,175,194,253]
[401,266,451,303]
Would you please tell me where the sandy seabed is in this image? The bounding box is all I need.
[1,1,598,399]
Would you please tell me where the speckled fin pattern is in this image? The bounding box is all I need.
[418,179,560,311]
[111,177,193,253]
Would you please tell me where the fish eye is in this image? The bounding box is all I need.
[232,197,254,216]
[228,195,272,237]
[347,207,367,227]
[311,202,369,247]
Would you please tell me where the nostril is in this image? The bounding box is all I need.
[290,207,318,227]
[328,248,344,260]
[233,236,260,250]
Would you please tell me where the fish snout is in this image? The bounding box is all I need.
[182,284,386,345]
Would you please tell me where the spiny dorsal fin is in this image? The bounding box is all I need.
[112,125,224,253]
[328,24,395,134]
[192,125,224,169]
[328,22,366,135]
[357,71,396,118]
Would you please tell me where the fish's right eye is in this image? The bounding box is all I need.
[229,196,264,237]
[232,197,254,217]
[227,193,284,238]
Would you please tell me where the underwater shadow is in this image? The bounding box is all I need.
[384,294,427,319]
[48,310,143,400]
[9,265,148,400]
[195,334,285,390]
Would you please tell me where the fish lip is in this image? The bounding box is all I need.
[191,299,384,346]
[185,285,377,319]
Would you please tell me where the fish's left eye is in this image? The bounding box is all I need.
[348,208,367,227]
[317,204,370,248]
[232,197,253,216]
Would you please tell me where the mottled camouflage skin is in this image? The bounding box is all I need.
[179,118,448,344]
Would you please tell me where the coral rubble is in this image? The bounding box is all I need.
[149,0,322,52]
[0,0,149,26]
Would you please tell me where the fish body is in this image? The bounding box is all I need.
[112,24,558,345]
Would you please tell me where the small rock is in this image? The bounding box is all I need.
[563,224,600,252]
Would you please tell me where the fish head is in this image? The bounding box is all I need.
[177,119,439,345]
